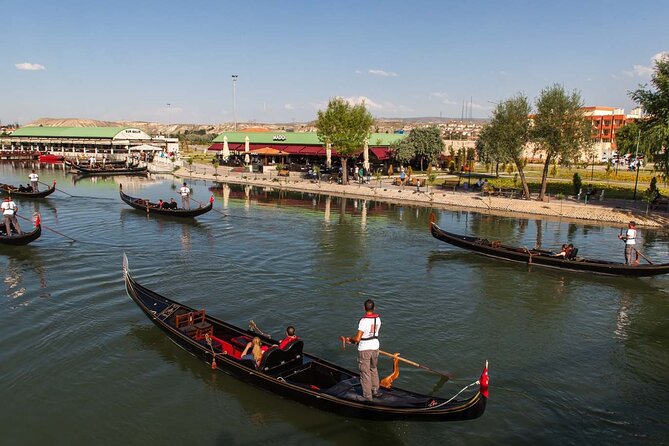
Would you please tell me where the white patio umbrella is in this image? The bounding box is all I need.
[244,153,250,165]
[244,136,250,153]
[222,136,230,161]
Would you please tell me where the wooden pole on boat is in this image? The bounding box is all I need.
[339,337,452,380]
[192,196,226,217]
[39,180,74,197]
[15,213,76,242]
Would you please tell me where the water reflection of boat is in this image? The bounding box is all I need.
[123,256,488,422]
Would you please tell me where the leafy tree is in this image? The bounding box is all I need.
[630,55,669,179]
[614,120,641,156]
[391,139,414,165]
[399,126,444,170]
[478,94,532,198]
[532,84,592,200]
[316,97,374,185]
[572,172,582,196]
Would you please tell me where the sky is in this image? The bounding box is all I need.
[2,0,668,125]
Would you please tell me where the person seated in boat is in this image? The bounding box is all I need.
[553,244,568,258]
[159,199,170,209]
[156,199,166,209]
[18,184,28,192]
[168,198,178,210]
[278,326,299,349]
[566,243,577,260]
[240,337,266,368]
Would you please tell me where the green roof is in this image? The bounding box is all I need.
[212,131,404,146]
[11,126,128,138]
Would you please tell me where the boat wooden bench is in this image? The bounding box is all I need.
[174,310,212,340]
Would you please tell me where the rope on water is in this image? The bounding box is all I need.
[432,379,480,408]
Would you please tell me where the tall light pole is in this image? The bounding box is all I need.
[232,74,238,131]
[632,128,641,200]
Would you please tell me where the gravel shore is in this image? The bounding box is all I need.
[171,164,668,230]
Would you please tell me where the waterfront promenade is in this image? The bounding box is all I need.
[168,161,668,229]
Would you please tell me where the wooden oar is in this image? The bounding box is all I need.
[634,248,654,265]
[15,213,76,243]
[339,337,452,381]
[39,180,74,197]
[191,196,227,217]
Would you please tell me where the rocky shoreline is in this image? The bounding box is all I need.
[170,163,668,230]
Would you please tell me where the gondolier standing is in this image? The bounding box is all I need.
[179,182,191,209]
[341,299,382,401]
[618,221,637,265]
[2,196,21,235]
[28,170,39,192]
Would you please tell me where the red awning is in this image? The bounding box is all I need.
[208,143,224,151]
[370,147,390,160]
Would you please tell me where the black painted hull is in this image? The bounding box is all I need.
[0,183,56,198]
[430,223,669,277]
[123,256,487,421]
[0,224,41,245]
[119,185,213,218]
[68,162,147,175]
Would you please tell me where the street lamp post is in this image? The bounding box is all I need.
[232,75,238,131]
[632,128,641,200]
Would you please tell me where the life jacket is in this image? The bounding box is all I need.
[359,313,380,341]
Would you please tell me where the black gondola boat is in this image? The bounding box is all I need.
[430,221,669,277]
[0,180,57,198]
[0,214,41,245]
[123,255,488,421]
[67,161,148,175]
[119,184,214,218]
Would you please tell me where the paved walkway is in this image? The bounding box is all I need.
[164,161,668,229]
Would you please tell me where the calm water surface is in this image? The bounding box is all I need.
[1,163,668,445]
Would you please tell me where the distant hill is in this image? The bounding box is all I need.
[25,116,485,137]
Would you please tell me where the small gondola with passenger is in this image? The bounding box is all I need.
[119,184,214,218]
[123,255,488,421]
[0,180,56,198]
[430,220,669,277]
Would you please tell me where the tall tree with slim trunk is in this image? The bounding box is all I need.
[404,126,444,171]
[532,84,592,200]
[630,55,669,179]
[316,98,374,184]
[479,94,532,198]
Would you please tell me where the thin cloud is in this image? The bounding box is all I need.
[343,95,411,113]
[368,69,398,77]
[15,62,45,71]
[431,92,458,105]
[621,51,668,78]
[284,104,294,110]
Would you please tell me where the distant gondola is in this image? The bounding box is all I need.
[430,221,669,277]
[0,214,41,245]
[119,184,214,218]
[123,255,488,421]
[68,162,148,175]
[0,180,56,198]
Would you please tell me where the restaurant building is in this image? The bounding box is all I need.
[208,131,405,170]
[1,126,178,156]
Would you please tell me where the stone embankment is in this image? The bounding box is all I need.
[166,162,668,229]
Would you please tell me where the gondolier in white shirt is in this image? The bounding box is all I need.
[179,182,191,209]
[618,220,638,265]
[1,196,21,235]
[28,170,39,191]
[341,299,382,401]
